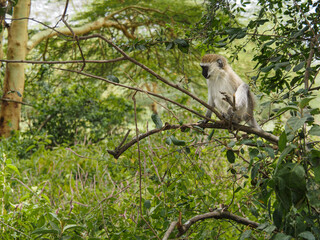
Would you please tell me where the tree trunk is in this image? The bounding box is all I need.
[0,0,30,137]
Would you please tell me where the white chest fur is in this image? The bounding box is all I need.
[207,73,236,114]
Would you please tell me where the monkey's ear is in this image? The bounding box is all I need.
[217,59,224,68]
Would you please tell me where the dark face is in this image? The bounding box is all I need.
[201,66,209,79]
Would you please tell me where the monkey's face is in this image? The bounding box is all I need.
[200,54,226,79]
[201,65,209,79]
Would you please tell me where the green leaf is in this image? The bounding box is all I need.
[299,97,315,109]
[257,222,269,230]
[276,144,296,173]
[63,224,85,232]
[31,228,59,235]
[144,200,151,209]
[107,75,119,83]
[285,116,308,134]
[165,42,174,50]
[275,163,306,209]
[276,106,299,115]
[309,125,320,136]
[251,163,260,180]
[273,208,282,229]
[274,61,290,71]
[270,56,282,62]
[151,114,163,129]
[292,26,309,38]
[165,137,172,145]
[261,65,274,72]
[208,129,214,140]
[49,221,60,233]
[298,231,315,240]
[273,233,292,240]
[249,148,259,160]
[264,147,275,159]
[170,136,186,146]
[174,39,189,53]
[226,150,235,163]
[147,188,154,195]
[278,131,287,152]
[240,230,252,240]
[263,225,276,234]
[6,164,20,176]
[293,61,305,72]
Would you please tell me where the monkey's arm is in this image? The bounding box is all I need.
[205,93,214,119]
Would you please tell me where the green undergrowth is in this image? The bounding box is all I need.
[0,132,265,239]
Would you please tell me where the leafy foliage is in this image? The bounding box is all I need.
[27,83,137,145]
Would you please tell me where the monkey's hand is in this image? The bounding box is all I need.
[223,108,241,123]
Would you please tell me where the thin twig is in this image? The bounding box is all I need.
[0,219,31,239]
[61,0,85,71]
[116,130,131,150]
[54,67,211,122]
[133,92,160,240]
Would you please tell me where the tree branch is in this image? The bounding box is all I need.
[0,57,126,64]
[108,121,279,159]
[78,34,224,120]
[26,5,170,52]
[55,67,212,122]
[163,209,259,240]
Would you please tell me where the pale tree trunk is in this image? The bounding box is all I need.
[0,0,30,137]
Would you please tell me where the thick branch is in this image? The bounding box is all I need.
[108,121,279,159]
[26,5,168,52]
[163,210,259,240]
[55,67,279,151]
[27,20,138,52]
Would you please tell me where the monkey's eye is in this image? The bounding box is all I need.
[217,59,224,68]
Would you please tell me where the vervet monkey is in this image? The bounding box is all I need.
[200,54,261,130]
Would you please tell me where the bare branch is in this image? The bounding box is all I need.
[61,0,86,71]
[0,98,32,106]
[163,209,260,239]
[162,221,177,240]
[0,219,31,239]
[133,92,160,240]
